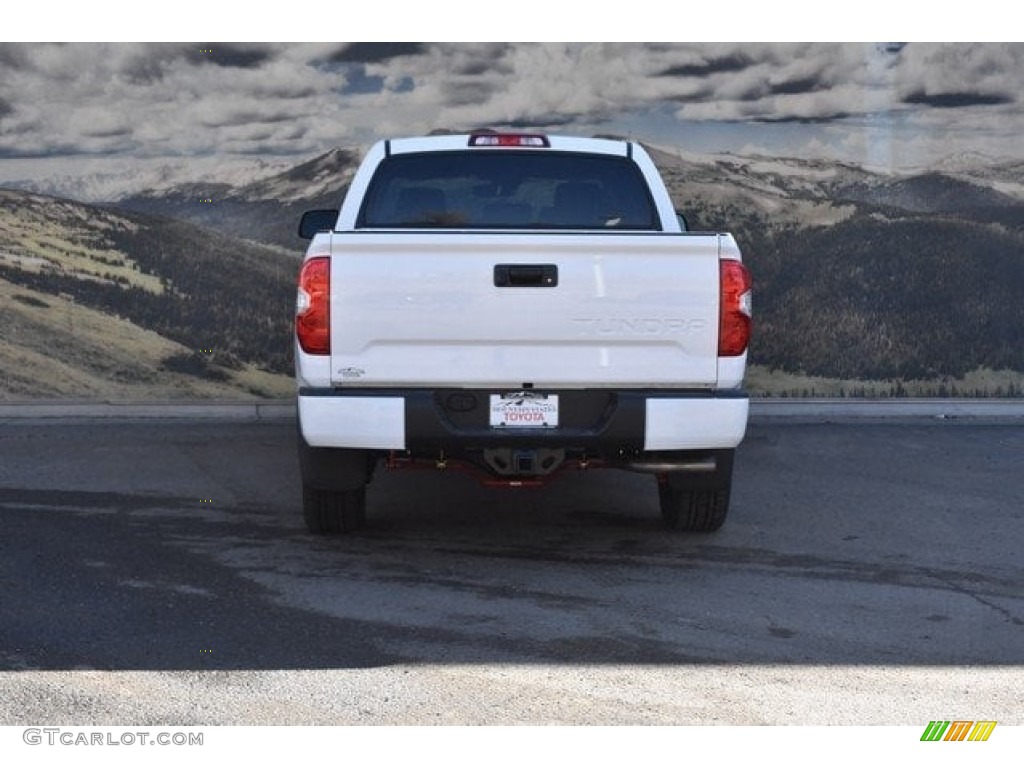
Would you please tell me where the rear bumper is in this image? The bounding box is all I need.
[298,387,748,456]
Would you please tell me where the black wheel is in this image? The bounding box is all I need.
[297,424,374,534]
[658,483,730,531]
[658,450,734,532]
[303,485,367,534]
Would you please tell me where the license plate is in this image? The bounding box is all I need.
[489,393,559,428]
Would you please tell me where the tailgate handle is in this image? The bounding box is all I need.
[494,264,558,288]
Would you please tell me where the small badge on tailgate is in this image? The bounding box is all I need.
[490,392,559,428]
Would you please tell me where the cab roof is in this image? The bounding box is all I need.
[384,133,632,157]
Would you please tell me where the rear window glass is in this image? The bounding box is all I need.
[358,151,659,230]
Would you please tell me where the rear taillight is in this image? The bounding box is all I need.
[296,257,330,355]
[719,259,752,357]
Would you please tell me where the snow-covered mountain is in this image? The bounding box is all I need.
[640,144,1024,238]
[114,148,362,249]
[2,155,298,203]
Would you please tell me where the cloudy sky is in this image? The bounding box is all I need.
[1,42,1021,196]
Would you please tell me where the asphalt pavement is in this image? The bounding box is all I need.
[0,407,1021,724]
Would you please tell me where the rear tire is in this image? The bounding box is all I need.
[658,450,734,532]
[297,425,374,534]
[303,485,367,534]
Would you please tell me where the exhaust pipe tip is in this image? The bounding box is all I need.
[624,456,717,474]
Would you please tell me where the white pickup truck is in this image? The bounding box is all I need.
[295,132,751,534]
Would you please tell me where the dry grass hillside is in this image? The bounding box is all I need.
[0,278,290,400]
[4,142,1023,400]
[0,189,294,400]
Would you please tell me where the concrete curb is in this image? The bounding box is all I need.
[1,399,1023,421]
[0,400,296,420]
[750,398,1024,421]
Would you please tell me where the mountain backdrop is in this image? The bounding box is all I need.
[0,189,295,399]
[643,147,1024,388]
[1,143,1022,399]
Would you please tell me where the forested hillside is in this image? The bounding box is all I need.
[4,142,1022,399]
[651,148,1024,389]
[0,189,296,398]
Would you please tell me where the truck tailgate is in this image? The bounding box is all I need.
[328,232,721,389]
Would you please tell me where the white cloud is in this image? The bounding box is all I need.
[0,42,1020,181]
